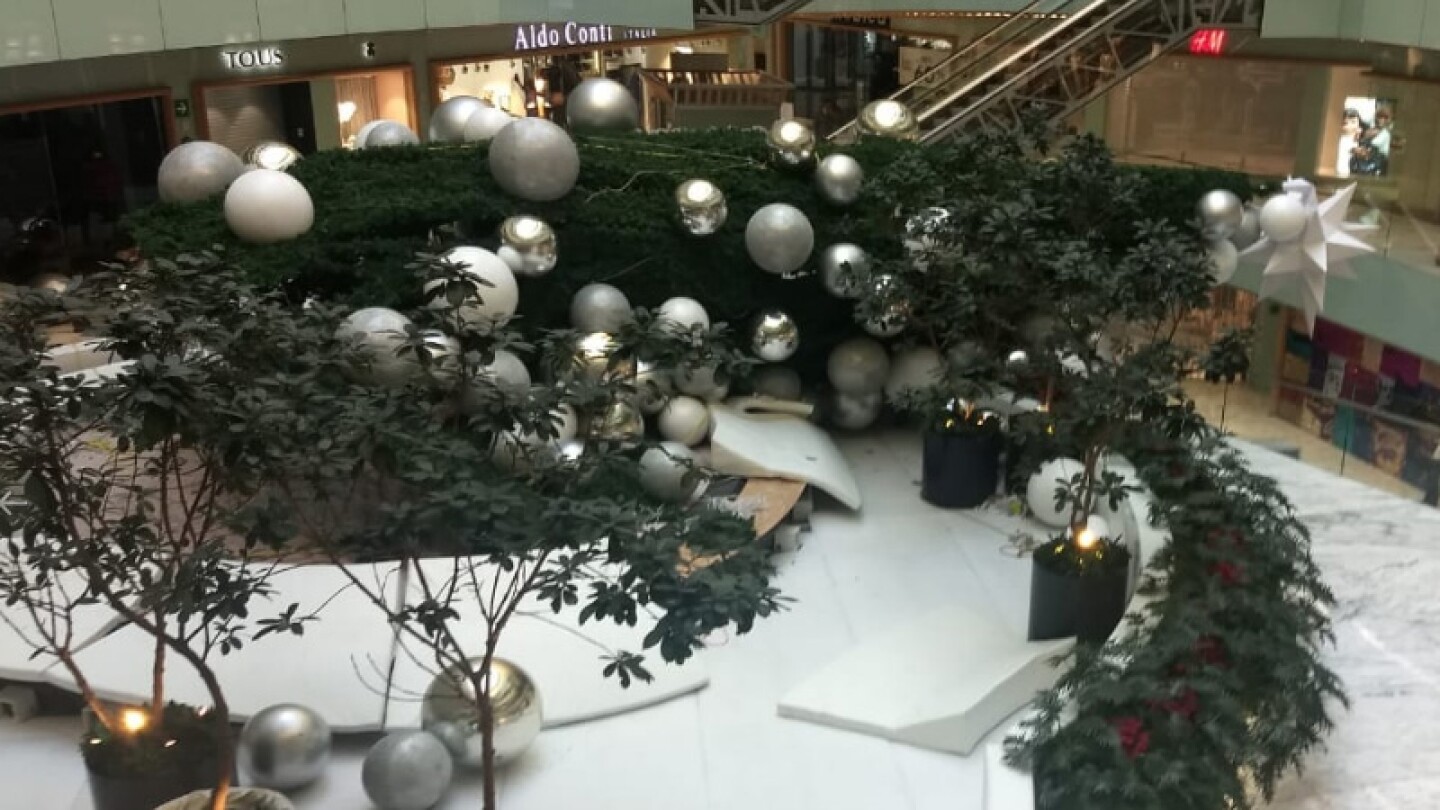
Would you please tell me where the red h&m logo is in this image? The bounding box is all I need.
[1188,29,1228,56]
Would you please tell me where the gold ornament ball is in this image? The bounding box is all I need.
[750,310,801,363]
[420,658,543,770]
[767,118,817,168]
[858,100,918,139]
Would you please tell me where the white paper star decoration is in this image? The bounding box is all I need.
[1242,179,1375,334]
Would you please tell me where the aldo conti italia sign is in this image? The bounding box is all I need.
[512,22,659,52]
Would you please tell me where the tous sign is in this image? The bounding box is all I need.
[512,22,659,52]
[221,46,285,71]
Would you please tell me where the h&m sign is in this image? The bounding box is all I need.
[512,22,659,51]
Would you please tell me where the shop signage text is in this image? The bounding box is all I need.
[512,22,659,52]
[829,15,892,29]
[221,46,285,71]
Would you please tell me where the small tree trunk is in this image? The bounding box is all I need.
[474,648,499,810]
[151,617,166,711]
[195,665,234,810]
[1220,383,1230,432]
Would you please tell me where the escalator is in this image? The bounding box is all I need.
[694,0,815,27]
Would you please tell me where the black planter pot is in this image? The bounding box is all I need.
[921,430,1002,509]
[1076,567,1129,643]
[86,758,220,810]
[1027,560,1078,642]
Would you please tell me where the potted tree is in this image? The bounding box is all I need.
[897,383,1005,509]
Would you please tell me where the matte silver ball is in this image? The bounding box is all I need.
[223,169,314,244]
[1197,189,1245,241]
[364,121,420,148]
[337,307,416,387]
[828,337,891,395]
[767,119,816,168]
[752,365,802,401]
[819,243,870,299]
[354,120,387,149]
[815,154,864,206]
[861,274,909,338]
[420,658,543,770]
[499,216,558,277]
[362,731,454,810]
[676,179,728,236]
[658,396,711,446]
[237,704,332,791]
[1231,206,1262,251]
[885,347,944,404]
[750,309,800,362]
[243,141,302,172]
[658,297,711,336]
[1207,238,1239,284]
[831,391,883,431]
[158,141,244,204]
[463,106,514,143]
[489,118,580,202]
[570,283,633,333]
[566,78,640,133]
[423,246,519,331]
[858,100,918,139]
[1259,193,1309,243]
[479,349,532,397]
[430,96,488,144]
[746,203,815,276]
[639,441,698,502]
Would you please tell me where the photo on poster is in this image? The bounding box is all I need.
[1336,96,1396,178]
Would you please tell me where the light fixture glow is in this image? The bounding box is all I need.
[337,101,358,124]
[119,708,149,734]
[685,180,715,204]
[778,120,806,144]
[873,100,904,128]
[513,216,543,240]
[1074,526,1099,551]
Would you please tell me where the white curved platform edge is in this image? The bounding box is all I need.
[0,567,126,682]
[709,404,862,510]
[776,606,1074,757]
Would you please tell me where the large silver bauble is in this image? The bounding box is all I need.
[767,119,816,168]
[1197,189,1245,241]
[590,399,645,444]
[751,365,802,401]
[658,297,711,336]
[237,704,332,791]
[658,396,711,446]
[420,658,543,769]
[570,283,633,333]
[489,118,580,202]
[1206,238,1239,284]
[463,106,514,143]
[243,141,302,172]
[750,310,800,362]
[676,179,728,236]
[861,274,909,338]
[1231,206,1262,251]
[858,99,918,139]
[362,731,454,810]
[364,121,420,149]
[827,337,891,395]
[819,243,870,299]
[746,203,815,277]
[573,332,635,382]
[639,441,698,502]
[498,216,558,278]
[815,154,864,206]
[223,169,314,244]
[885,347,944,404]
[424,246,519,331]
[337,307,416,387]
[157,141,244,204]
[566,77,640,132]
[430,96,488,144]
[1260,193,1308,243]
[830,391,883,431]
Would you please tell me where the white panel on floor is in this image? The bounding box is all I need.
[710,404,862,510]
[0,568,125,682]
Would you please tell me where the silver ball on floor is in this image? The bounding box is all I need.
[362,731,454,810]
[237,704,332,791]
[420,658,544,770]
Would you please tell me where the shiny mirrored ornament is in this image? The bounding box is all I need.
[566,77,640,132]
[658,297,711,336]
[1197,189,1245,241]
[420,658,543,769]
[767,119,816,168]
[1260,193,1308,243]
[1207,238,1239,284]
[640,441,698,502]
[157,141,244,204]
[831,391,883,431]
[362,731,454,810]
[224,169,314,244]
[827,337,890,395]
[885,347,943,404]
[489,118,581,202]
[463,105,514,143]
[570,283,633,333]
[858,99,918,139]
[237,704,332,791]
[861,274,909,338]
[658,396,711,446]
[675,178,728,236]
[1005,349,1030,369]
[573,332,635,382]
[591,400,645,444]
[746,203,815,276]
[819,243,870,299]
[904,207,951,269]
[498,216,558,278]
[430,96,488,144]
[815,153,864,206]
[750,309,800,362]
[423,246,519,331]
[635,360,674,414]
[243,141,302,172]
[363,121,420,149]
[337,307,416,387]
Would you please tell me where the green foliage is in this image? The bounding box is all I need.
[1033,535,1131,578]
[1204,327,1254,383]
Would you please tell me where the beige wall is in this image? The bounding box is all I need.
[374,70,411,127]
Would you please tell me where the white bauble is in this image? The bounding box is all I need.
[884,347,943,404]
[827,337,891,395]
[657,297,710,335]
[639,442,698,502]
[223,169,314,244]
[489,118,580,202]
[1207,238,1239,284]
[658,397,711,446]
[1025,458,1086,528]
[752,365,802,401]
[363,121,420,148]
[480,349,531,396]
[745,203,815,276]
[831,391,882,431]
[424,246,519,331]
[157,141,244,204]
[570,283,633,334]
[1259,194,1309,243]
[552,403,581,444]
[463,106,514,143]
[337,308,416,387]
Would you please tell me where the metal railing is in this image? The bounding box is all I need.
[694,0,815,26]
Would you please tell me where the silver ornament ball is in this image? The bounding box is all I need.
[499,216,558,278]
[750,309,800,362]
[815,154,864,206]
[746,203,815,276]
[1197,189,1245,241]
[751,365,802,401]
[861,274,909,338]
[430,96,488,144]
[1206,238,1239,284]
[767,119,816,168]
[639,441,699,502]
[1231,206,1262,251]
[158,141,244,204]
[570,283,633,334]
[423,246,519,331]
[676,178,728,236]
[831,391,883,431]
[590,399,645,445]
[885,347,944,404]
[364,121,420,149]
[223,169,314,244]
[463,105,514,143]
[237,704,332,791]
[858,99,918,139]
[658,297,711,336]
[362,731,454,810]
[819,243,871,299]
[420,658,543,770]
[337,307,416,387]
[635,360,674,414]
[243,141,302,172]
[828,337,891,395]
[1005,349,1031,369]
[566,77,640,133]
[489,118,580,202]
